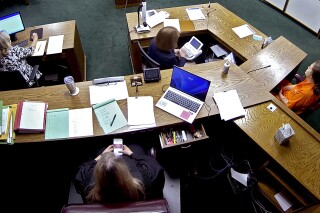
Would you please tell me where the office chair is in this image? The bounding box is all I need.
[0,64,40,91]
[136,41,160,70]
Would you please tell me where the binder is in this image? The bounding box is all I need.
[14,101,48,133]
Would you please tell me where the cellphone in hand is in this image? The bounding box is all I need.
[113,138,123,156]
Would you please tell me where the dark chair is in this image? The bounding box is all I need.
[0,64,40,91]
[60,198,170,213]
[136,41,160,70]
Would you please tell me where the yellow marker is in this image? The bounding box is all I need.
[173,131,176,144]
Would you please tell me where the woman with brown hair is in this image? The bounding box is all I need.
[148,26,188,70]
[74,143,165,204]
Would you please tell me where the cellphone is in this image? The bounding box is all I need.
[113,138,123,155]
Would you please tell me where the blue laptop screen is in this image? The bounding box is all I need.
[170,66,211,102]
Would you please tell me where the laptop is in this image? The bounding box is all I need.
[156,66,211,123]
[181,36,203,60]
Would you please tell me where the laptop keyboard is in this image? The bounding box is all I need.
[164,90,201,113]
[181,45,193,58]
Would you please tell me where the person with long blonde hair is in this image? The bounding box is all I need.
[0,30,42,87]
[75,143,164,204]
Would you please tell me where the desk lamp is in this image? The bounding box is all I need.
[135,0,150,33]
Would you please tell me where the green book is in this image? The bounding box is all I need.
[45,108,69,140]
[92,99,128,134]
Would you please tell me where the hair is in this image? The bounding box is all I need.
[86,152,145,203]
[312,60,320,96]
[155,26,180,51]
[0,30,12,58]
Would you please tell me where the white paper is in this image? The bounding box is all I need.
[274,192,292,211]
[68,108,93,137]
[186,8,205,20]
[32,40,47,56]
[127,96,155,126]
[1,107,9,134]
[210,44,228,57]
[231,168,248,187]
[224,52,236,64]
[89,81,129,105]
[20,102,46,130]
[213,90,246,121]
[232,24,255,38]
[146,11,168,28]
[46,35,64,55]
[163,19,181,32]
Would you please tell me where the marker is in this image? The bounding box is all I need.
[110,114,117,126]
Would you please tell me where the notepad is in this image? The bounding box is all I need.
[127,96,155,126]
[45,108,69,140]
[93,98,128,134]
[33,40,47,56]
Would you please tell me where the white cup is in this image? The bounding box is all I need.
[64,76,79,96]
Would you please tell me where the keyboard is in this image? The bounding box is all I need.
[181,45,193,58]
[164,90,200,113]
[15,39,28,47]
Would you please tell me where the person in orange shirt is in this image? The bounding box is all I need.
[278,60,320,114]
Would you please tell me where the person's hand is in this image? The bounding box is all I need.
[102,145,114,154]
[174,49,180,55]
[119,145,133,156]
[179,48,187,58]
[95,145,113,161]
[31,33,38,41]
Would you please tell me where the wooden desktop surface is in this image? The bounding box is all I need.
[14,20,86,82]
[239,36,308,91]
[0,60,271,143]
[126,3,267,73]
[234,97,320,200]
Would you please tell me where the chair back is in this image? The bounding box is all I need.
[137,41,160,69]
[0,65,39,91]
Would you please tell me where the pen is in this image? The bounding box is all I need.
[110,114,117,126]
[7,110,13,144]
[38,44,41,52]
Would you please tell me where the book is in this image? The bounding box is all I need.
[0,104,17,144]
[92,98,128,134]
[14,101,48,133]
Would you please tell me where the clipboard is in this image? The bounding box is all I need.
[30,28,43,41]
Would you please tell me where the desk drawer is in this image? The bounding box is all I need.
[159,123,208,149]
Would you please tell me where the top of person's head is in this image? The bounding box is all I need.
[0,30,11,57]
[312,60,320,84]
[87,152,144,203]
[155,26,180,51]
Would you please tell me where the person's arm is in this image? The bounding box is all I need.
[94,145,113,161]
[282,84,295,91]
[278,88,288,104]
[31,33,38,48]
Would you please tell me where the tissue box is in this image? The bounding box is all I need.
[275,123,295,145]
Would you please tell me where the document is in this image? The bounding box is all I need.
[212,90,246,121]
[14,101,47,133]
[68,108,93,137]
[93,98,128,134]
[89,80,129,105]
[210,44,228,58]
[46,35,64,55]
[163,19,181,32]
[186,8,205,20]
[274,192,292,211]
[146,11,168,28]
[32,40,47,56]
[45,108,69,140]
[232,24,255,38]
[127,96,155,126]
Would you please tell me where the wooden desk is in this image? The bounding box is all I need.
[0,61,270,143]
[126,3,267,73]
[14,20,86,82]
[239,36,307,91]
[234,97,320,202]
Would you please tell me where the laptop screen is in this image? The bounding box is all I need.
[190,37,201,50]
[170,66,211,102]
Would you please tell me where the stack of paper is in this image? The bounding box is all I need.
[212,90,246,121]
[232,24,255,38]
[89,80,129,105]
[45,107,93,140]
[0,103,17,145]
[185,8,205,20]
[163,19,180,32]
[127,96,156,130]
[14,101,48,133]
